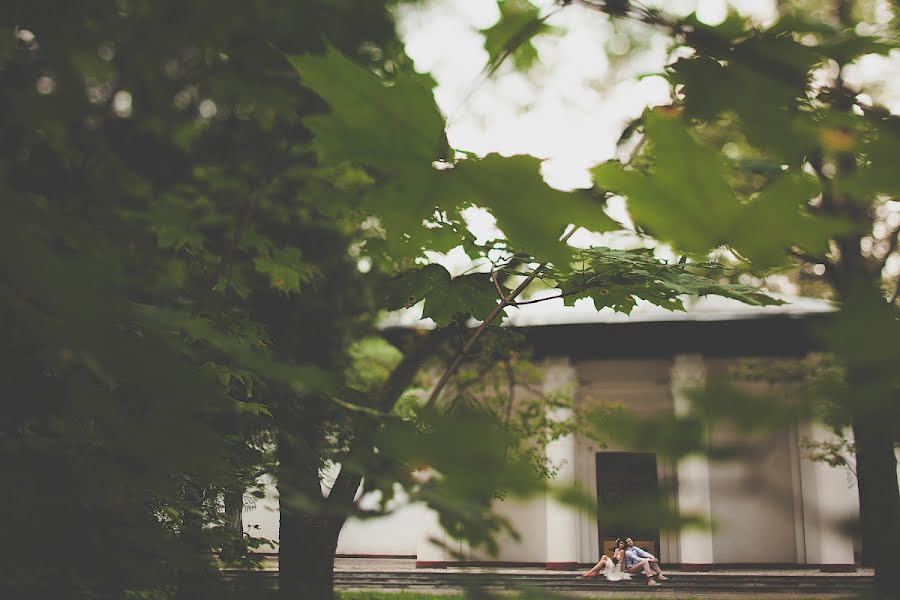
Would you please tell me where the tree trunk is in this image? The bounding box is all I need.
[279,511,344,599]
[277,424,347,600]
[224,490,244,535]
[177,485,222,600]
[851,410,899,598]
[825,266,899,597]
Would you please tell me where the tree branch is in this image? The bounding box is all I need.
[491,268,506,302]
[327,327,450,508]
[510,289,583,306]
[424,225,578,409]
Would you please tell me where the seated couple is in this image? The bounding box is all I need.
[581,537,668,586]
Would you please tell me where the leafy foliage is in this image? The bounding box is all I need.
[439,154,619,266]
[289,46,449,172]
[480,0,557,72]
[549,247,783,313]
[291,48,617,267]
[0,1,403,597]
[382,264,498,326]
[593,110,850,268]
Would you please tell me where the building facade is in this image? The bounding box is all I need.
[245,298,893,570]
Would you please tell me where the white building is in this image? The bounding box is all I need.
[246,296,895,571]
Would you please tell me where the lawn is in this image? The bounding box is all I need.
[338,593,687,600]
[337,593,868,600]
[338,594,646,600]
[338,591,859,600]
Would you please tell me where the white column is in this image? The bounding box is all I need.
[543,358,580,570]
[576,437,600,564]
[798,424,857,571]
[671,354,714,570]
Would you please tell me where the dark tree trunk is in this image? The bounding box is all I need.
[821,133,898,595]
[177,486,222,600]
[279,511,344,599]
[851,410,899,598]
[825,274,899,598]
[277,425,348,600]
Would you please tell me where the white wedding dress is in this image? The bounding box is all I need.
[603,558,632,581]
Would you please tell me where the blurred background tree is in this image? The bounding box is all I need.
[1,1,405,598]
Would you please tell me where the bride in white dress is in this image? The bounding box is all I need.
[582,539,632,581]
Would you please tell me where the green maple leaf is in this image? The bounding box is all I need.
[288,45,449,173]
[363,167,449,257]
[144,196,206,252]
[668,32,821,162]
[480,0,556,72]
[593,110,739,257]
[442,154,618,267]
[383,264,498,326]
[252,246,316,294]
[730,173,851,266]
[843,119,900,197]
[594,111,849,268]
[555,247,781,315]
[292,47,618,267]
[766,15,894,64]
[290,46,453,256]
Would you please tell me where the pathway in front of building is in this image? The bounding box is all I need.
[243,557,874,596]
[329,557,868,576]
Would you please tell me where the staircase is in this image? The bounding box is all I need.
[224,568,874,596]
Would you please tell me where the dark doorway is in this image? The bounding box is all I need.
[595,452,661,558]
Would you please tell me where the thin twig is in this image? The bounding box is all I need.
[510,289,581,306]
[491,268,506,301]
[424,225,578,408]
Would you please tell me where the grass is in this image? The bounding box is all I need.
[338,595,636,600]
[337,594,868,600]
[337,594,862,600]
[339,595,461,600]
[338,591,684,600]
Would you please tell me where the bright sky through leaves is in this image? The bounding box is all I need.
[396,0,900,282]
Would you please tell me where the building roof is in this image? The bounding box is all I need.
[382,293,836,329]
[381,294,837,359]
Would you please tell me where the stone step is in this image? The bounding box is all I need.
[335,576,871,589]
[223,570,874,594]
[334,571,865,580]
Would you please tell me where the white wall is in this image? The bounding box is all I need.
[707,427,799,562]
[242,474,279,551]
[467,496,548,562]
[337,485,425,555]
[798,425,859,565]
[241,474,425,556]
